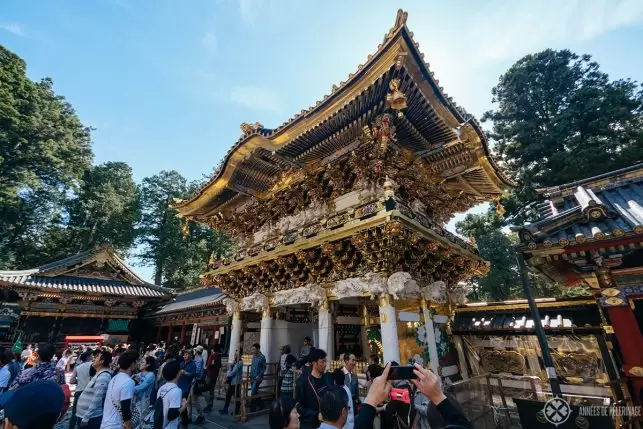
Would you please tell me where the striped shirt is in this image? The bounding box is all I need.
[76,369,112,421]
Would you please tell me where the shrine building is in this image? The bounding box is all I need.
[0,246,172,348]
[174,10,512,377]
[145,287,228,348]
[513,163,643,401]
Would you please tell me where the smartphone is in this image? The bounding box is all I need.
[387,365,418,380]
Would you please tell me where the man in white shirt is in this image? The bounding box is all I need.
[69,351,92,429]
[20,345,32,364]
[342,354,365,407]
[56,348,73,373]
[101,350,138,429]
[156,360,188,429]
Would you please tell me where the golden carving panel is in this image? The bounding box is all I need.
[480,350,526,374]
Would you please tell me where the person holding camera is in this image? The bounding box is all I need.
[354,362,472,429]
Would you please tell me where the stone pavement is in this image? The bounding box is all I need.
[200,399,269,429]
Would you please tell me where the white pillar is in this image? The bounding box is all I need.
[379,294,400,364]
[228,311,242,357]
[453,336,469,379]
[260,308,275,362]
[318,301,333,360]
[361,304,370,359]
[421,299,440,374]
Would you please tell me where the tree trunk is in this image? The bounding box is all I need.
[154,261,163,286]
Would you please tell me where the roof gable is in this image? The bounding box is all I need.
[0,246,172,299]
[175,10,511,222]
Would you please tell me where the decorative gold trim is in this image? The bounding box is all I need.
[20,311,136,319]
[204,209,484,279]
[604,297,624,306]
[456,299,596,312]
[628,367,643,377]
[379,294,392,308]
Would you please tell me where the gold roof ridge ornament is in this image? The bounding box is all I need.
[383,9,408,43]
[386,78,407,116]
[240,122,264,136]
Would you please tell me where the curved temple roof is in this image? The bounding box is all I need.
[514,163,643,250]
[0,246,172,299]
[176,10,511,219]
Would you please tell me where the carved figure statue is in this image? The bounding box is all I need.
[424,280,447,304]
[333,272,387,298]
[240,122,264,135]
[387,271,421,300]
[224,298,240,315]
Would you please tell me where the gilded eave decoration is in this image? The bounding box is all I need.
[202,215,487,299]
[202,115,478,240]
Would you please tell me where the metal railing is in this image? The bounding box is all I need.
[445,374,642,429]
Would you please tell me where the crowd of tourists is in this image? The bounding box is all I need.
[0,341,225,429]
[0,338,471,429]
[270,339,472,429]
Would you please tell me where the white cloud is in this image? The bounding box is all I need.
[201,31,217,53]
[229,85,283,114]
[0,22,26,37]
[469,0,643,63]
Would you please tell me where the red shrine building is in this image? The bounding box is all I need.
[0,246,172,347]
[513,163,643,400]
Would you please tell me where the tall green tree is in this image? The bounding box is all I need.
[65,162,140,253]
[456,213,518,301]
[483,49,643,223]
[456,212,559,301]
[137,171,229,288]
[0,45,93,268]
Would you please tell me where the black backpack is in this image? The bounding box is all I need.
[153,386,178,429]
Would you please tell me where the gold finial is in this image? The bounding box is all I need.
[394,9,408,29]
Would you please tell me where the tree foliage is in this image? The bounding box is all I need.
[65,162,140,252]
[456,213,518,301]
[137,171,229,288]
[483,49,643,223]
[0,45,92,267]
[456,212,559,301]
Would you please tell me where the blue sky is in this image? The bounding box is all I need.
[3,0,643,281]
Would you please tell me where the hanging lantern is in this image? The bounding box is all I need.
[495,199,506,217]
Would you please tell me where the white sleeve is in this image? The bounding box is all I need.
[169,388,182,408]
[120,378,135,401]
